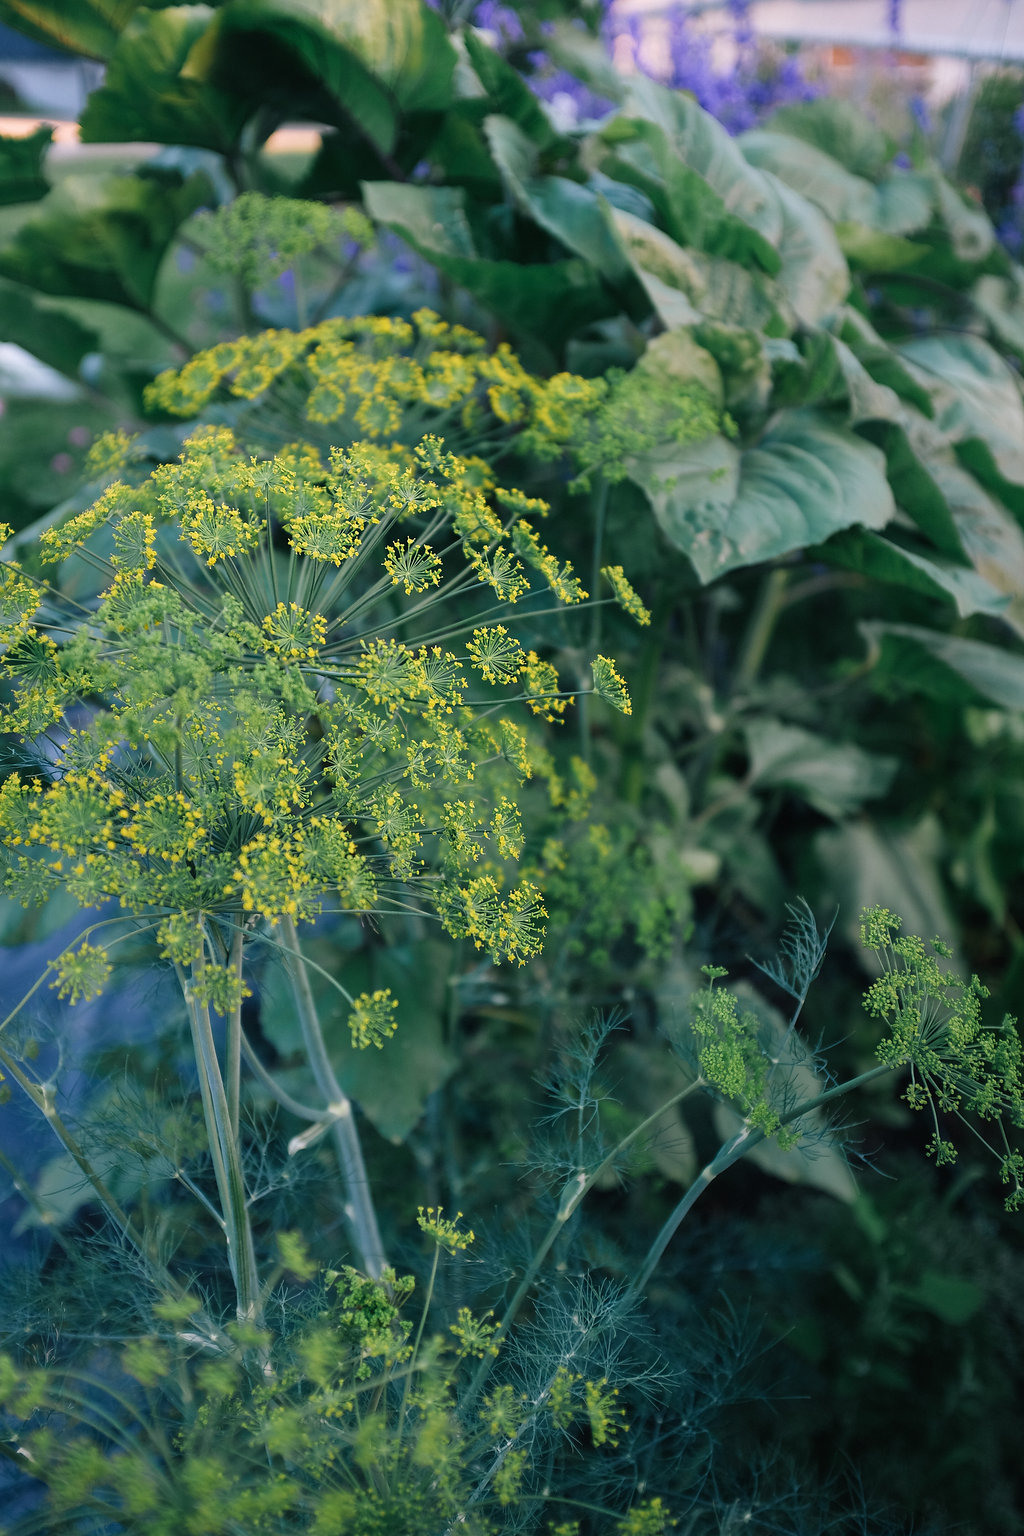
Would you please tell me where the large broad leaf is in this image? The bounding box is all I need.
[0,280,100,379]
[620,74,784,244]
[0,170,211,313]
[823,528,1008,620]
[836,306,934,416]
[898,332,1024,514]
[927,456,1024,634]
[363,180,616,349]
[766,98,892,181]
[609,206,787,334]
[635,408,894,583]
[201,0,457,156]
[0,126,51,206]
[485,114,637,295]
[740,128,878,228]
[257,935,456,1144]
[463,28,564,152]
[80,5,258,153]
[600,116,781,272]
[861,622,1024,711]
[815,817,955,970]
[767,171,849,325]
[971,271,1024,369]
[746,717,897,820]
[0,0,140,59]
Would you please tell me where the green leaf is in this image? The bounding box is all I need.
[204,0,457,156]
[971,271,1024,368]
[0,126,51,206]
[836,306,934,416]
[765,172,849,326]
[363,180,616,348]
[861,622,1024,711]
[897,332,1024,509]
[600,116,781,272]
[766,97,892,180]
[835,222,928,272]
[484,115,641,304]
[463,27,564,152]
[925,455,1024,634]
[618,75,784,244]
[740,128,878,227]
[636,409,894,584]
[934,175,995,264]
[0,0,140,59]
[823,528,1007,620]
[609,206,786,334]
[902,1271,983,1326]
[745,716,897,820]
[0,169,212,312]
[80,5,258,154]
[853,420,966,561]
[815,816,956,961]
[873,170,935,235]
[0,280,100,380]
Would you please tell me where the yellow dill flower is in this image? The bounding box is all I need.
[383,537,443,594]
[260,602,328,662]
[48,941,111,1004]
[347,988,398,1050]
[466,625,527,686]
[465,545,530,603]
[416,1205,475,1252]
[181,491,259,567]
[523,652,571,722]
[591,655,633,715]
[111,509,157,573]
[602,564,651,625]
[227,329,307,398]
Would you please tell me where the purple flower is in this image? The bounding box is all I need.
[892,151,912,170]
[888,0,902,36]
[472,0,523,45]
[1014,104,1024,138]
[909,94,931,134]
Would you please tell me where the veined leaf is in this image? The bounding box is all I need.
[0,0,140,59]
[740,128,878,227]
[634,408,894,584]
[0,169,212,311]
[861,621,1024,711]
[464,27,565,151]
[0,279,100,379]
[80,5,258,153]
[823,528,1007,619]
[200,0,457,156]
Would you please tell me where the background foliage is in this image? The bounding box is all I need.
[0,3,1023,1532]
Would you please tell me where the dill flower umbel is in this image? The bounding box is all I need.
[0,319,637,998]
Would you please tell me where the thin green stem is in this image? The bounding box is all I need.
[178,962,262,1325]
[732,566,788,694]
[226,926,245,1137]
[277,913,386,1277]
[630,1061,896,1298]
[463,1077,705,1413]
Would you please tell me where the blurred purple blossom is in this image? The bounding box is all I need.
[888,0,902,37]
[909,94,931,135]
[603,1,817,135]
[50,452,73,476]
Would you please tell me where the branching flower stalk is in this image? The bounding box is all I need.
[0,312,649,1325]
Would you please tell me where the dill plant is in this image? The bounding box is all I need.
[0,310,646,1328]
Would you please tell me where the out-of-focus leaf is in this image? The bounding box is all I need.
[0,169,212,312]
[0,0,139,59]
[202,0,458,156]
[835,223,927,272]
[814,816,956,965]
[486,114,638,297]
[601,116,781,272]
[861,622,1024,711]
[80,5,258,153]
[0,126,51,206]
[824,528,1007,620]
[636,409,894,584]
[712,983,858,1202]
[766,98,892,180]
[971,271,1024,368]
[0,281,99,379]
[926,456,1024,634]
[740,129,877,227]
[766,171,849,325]
[463,28,564,151]
[837,306,934,416]
[363,180,617,348]
[934,176,994,263]
[901,1271,983,1326]
[745,717,897,820]
[610,206,786,333]
[898,332,1024,495]
[257,935,455,1144]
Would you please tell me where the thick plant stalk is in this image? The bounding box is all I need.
[179,962,263,1325]
[278,914,386,1278]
